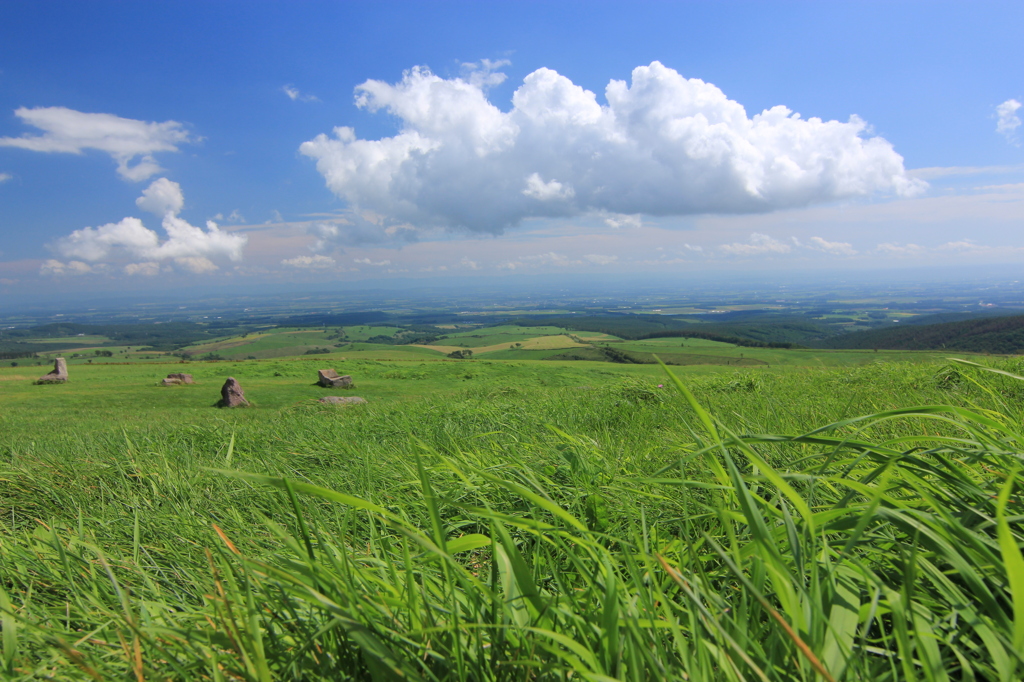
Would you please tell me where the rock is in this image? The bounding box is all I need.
[219,377,249,407]
[37,358,68,384]
[167,373,194,384]
[318,369,353,388]
[319,396,367,405]
[162,378,182,386]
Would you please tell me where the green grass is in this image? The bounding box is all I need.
[1,355,1023,679]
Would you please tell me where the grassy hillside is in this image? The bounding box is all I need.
[2,353,1024,679]
[819,313,1024,353]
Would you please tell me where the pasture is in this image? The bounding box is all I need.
[1,342,1023,680]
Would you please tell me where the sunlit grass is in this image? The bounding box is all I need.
[0,359,1022,679]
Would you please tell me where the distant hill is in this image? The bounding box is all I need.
[817,314,1024,353]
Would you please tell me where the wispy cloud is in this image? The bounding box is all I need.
[213,209,246,223]
[282,84,319,102]
[459,59,511,89]
[124,262,161,276]
[909,164,1024,180]
[875,242,923,256]
[0,106,192,181]
[282,254,336,269]
[0,172,11,183]
[720,233,791,256]
[601,213,643,229]
[806,236,856,256]
[938,240,987,252]
[40,259,97,276]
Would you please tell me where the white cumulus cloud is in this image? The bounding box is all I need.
[301,61,924,234]
[996,99,1021,144]
[720,233,791,256]
[522,173,574,201]
[46,178,247,275]
[0,107,192,181]
[136,177,184,216]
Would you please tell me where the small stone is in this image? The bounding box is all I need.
[219,377,249,407]
[318,369,353,388]
[37,358,68,384]
[319,396,367,406]
[167,373,194,384]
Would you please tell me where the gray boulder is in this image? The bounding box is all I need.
[319,396,367,406]
[318,369,353,388]
[219,377,249,407]
[37,358,68,384]
[167,373,194,384]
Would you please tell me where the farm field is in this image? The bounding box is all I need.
[2,346,1024,679]
[21,328,986,369]
[183,329,343,359]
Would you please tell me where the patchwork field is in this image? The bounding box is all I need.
[11,322,1001,370]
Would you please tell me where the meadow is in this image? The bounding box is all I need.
[1,345,1023,680]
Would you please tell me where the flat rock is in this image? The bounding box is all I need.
[219,377,249,407]
[167,373,194,384]
[37,358,68,384]
[318,369,353,388]
[162,377,182,386]
[319,396,366,406]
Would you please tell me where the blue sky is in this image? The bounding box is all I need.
[1,1,1023,300]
